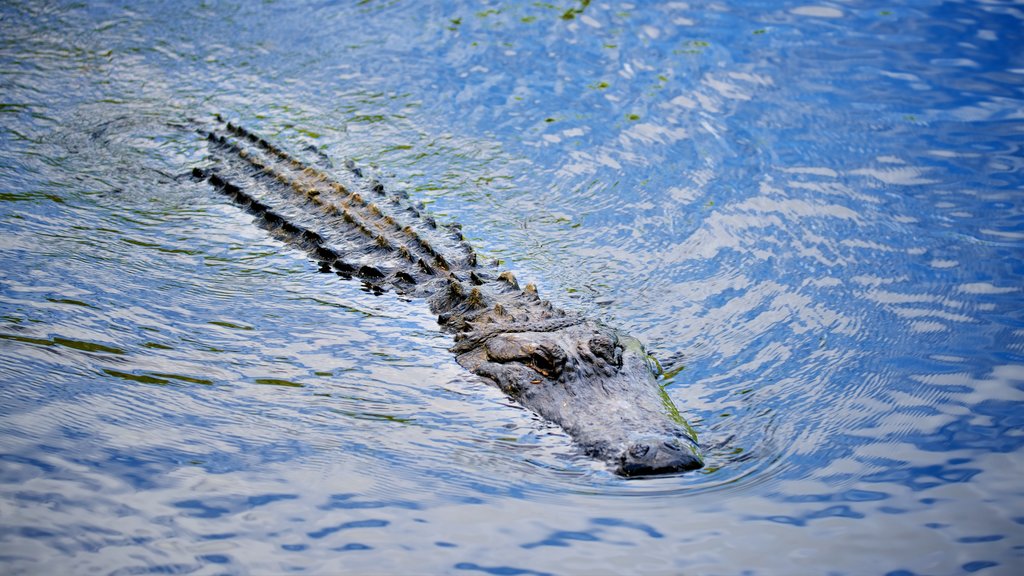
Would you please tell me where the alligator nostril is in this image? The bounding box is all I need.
[619,437,704,477]
[629,443,650,459]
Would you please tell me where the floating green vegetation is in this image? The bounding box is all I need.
[627,113,640,121]
[122,238,202,255]
[295,128,321,139]
[209,320,254,330]
[332,409,414,424]
[548,215,574,226]
[255,377,303,388]
[0,333,52,348]
[647,354,662,374]
[350,114,387,123]
[104,369,168,385]
[561,0,590,20]
[880,10,893,16]
[658,385,698,440]
[588,80,610,89]
[603,43,617,49]
[143,341,173,350]
[545,117,557,123]
[521,15,536,23]
[46,297,92,308]
[53,337,124,355]
[152,373,214,385]
[476,8,500,18]
[662,363,686,380]
[674,40,710,55]
[0,192,32,202]
[753,28,767,35]
[474,173,512,185]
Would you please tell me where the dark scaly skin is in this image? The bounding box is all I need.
[193,116,702,476]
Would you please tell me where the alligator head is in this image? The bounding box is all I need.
[454,320,703,477]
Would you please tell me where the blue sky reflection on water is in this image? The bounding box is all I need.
[0,0,1022,574]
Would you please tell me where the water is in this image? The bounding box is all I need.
[1,0,1022,573]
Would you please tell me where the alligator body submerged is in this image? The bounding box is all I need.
[193,116,702,477]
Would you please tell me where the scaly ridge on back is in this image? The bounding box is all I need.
[203,127,452,281]
[206,116,575,336]
[228,123,465,276]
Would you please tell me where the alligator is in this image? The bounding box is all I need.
[192,116,703,477]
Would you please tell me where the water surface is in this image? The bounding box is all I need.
[1,0,1022,574]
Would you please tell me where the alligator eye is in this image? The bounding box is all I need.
[528,345,566,379]
[588,334,622,368]
[484,336,566,379]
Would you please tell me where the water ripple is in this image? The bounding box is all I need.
[2,0,1023,573]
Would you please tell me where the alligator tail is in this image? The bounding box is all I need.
[195,117,481,296]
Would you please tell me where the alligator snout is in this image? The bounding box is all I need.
[618,436,703,477]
